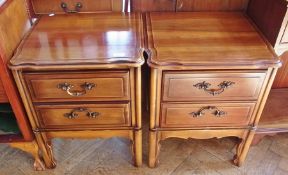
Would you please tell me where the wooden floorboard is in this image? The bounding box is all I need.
[0,125,288,174]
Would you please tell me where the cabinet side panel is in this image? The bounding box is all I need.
[247,0,287,46]
[0,0,33,140]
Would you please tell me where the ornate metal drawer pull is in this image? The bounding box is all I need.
[60,2,83,13]
[64,108,100,119]
[57,82,96,97]
[190,106,227,118]
[193,81,235,96]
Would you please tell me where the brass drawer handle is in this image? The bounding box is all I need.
[57,82,96,97]
[193,81,235,96]
[64,107,100,119]
[60,2,83,13]
[190,106,227,118]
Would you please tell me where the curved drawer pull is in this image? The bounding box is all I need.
[64,108,100,119]
[60,2,83,13]
[190,106,227,118]
[57,82,96,97]
[193,81,235,96]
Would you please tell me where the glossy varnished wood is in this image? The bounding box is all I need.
[24,71,130,102]
[161,103,255,128]
[176,0,249,11]
[131,0,249,12]
[0,0,45,170]
[0,0,33,140]
[131,0,177,12]
[146,12,280,168]
[11,13,144,67]
[146,12,279,68]
[35,103,131,129]
[10,13,144,169]
[247,0,288,145]
[257,88,288,130]
[247,0,287,54]
[31,0,124,14]
[272,52,288,88]
[162,71,266,101]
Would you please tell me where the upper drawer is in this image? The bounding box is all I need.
[24,71,130,102]
[162,71,267,102]
[31,0,124,14]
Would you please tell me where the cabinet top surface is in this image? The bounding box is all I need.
[10,13,144,68]
[146,12,280,68]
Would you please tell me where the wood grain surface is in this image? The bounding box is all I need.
[10,13,145,67]
[0,0,34,141]
[31,0,124,14]
[35,103,131,129]
[161,102,255,128]
[162,71,266,101]
[24,71,130,102]
[257,88,288,130]
[131,0,249,12]
[146,12,280,68]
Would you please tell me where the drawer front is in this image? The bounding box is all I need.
[162,71,266,102]
[35,103,130,129]
[176,0,249,12]
[132,0,177,12]
[161,103,255,128]
[24,71,130,102]
[32,0,123,14]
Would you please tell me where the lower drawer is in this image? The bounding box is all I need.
[161,103,255,128]
[35,103,130,129]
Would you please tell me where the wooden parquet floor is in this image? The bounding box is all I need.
[1,120,288,175]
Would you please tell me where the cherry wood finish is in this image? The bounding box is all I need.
[31,0,125,14]
[0,0,45,170]
[131,0,249,12]
[176,0,250,12]
[162,71,266,102]
[247,0,288,145]
[24,71,130,102]
[258,89,288,130]
[10,13,144,169]
[132,0,177,12]
[0,0,32,140]
[147,12,278,67]
[35,103,131,129]
[0,80,8,102]
[272,52,288,88]
[11,14,143,66]
[161,103,255,128]
[252,88,288,145]
[146,12,280,167]
[247,0,288,55]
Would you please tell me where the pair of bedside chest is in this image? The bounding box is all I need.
[9,12,280,169]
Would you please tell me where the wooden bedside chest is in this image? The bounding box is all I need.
[9,13,144,168]
[145,12,281,167]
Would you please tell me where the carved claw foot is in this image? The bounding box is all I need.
[9,141,46,171]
